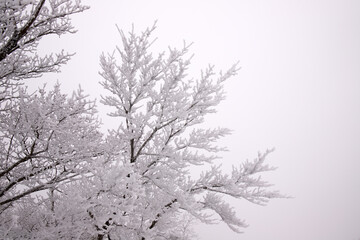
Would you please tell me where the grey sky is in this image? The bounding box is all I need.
[30,0,360,239]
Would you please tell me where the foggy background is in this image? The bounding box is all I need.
[28,0,360,239]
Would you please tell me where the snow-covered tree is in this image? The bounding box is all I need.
[0,1,102,238]
[0,0,95,223]
[41,24,282,240]
[0,12,284,237]
[0,0,93,207]
[0,0,88,104]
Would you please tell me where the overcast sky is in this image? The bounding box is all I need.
[30,0,360,239]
